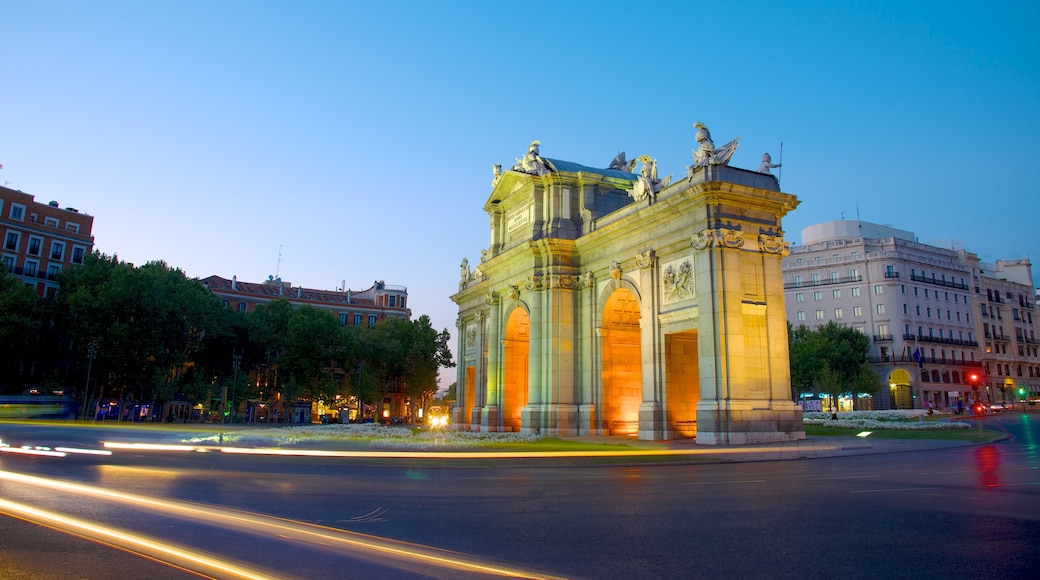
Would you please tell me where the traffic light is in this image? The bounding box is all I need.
[968,372,980,388]
[1018,387,1026,397]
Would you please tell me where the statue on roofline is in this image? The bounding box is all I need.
[688,122,740,176]
[757,153,781,174]
[608,151,637,172]
[629,155,672,201]
[512,140,554,176]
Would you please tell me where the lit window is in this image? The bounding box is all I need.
[834,308,843,319]
[853,305,862,317]
[815,309,824,320]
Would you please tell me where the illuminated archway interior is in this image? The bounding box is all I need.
[601,289,641,435]
[888,368,912,410]
[503,307,530,432]
[665,331,700,437]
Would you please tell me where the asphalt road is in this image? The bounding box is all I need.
[1,416,1037,579]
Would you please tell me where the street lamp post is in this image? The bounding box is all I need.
[79,341,98,421]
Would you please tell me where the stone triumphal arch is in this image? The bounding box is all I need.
[452,127,805,444]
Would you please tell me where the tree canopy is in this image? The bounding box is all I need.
[789,322,882,409]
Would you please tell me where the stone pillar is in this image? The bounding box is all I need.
[483,291,501,432]
[691,171,804,445]
[522,277,544,433]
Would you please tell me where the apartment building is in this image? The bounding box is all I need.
[783,221,982,411]
[0,185,95,297]
[201,275,411,326]
[974,259,1040,405]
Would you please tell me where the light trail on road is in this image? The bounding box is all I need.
[0,469,563,579]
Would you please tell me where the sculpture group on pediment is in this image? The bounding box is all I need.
[512,140,554,176]
[688,122,740,176]
[607,151,637,172]
[629,155,673,201]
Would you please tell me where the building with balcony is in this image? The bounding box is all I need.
[783,220,1040,411]
[974,259,1039,405]
[783,221,981,411]
[1,185,95,297]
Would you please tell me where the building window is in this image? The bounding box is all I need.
[834,308,843,319]
[9,203,25,221]
[832,289,841,299]
[796,311,806,322]
[813,291,823,301]
[848,268,858,279]
[903,304,908,314]
[815,310,824,320]
[27,237,42,256]
[812,274,821,285]
[353,314,362,326]
[72,246,86,264]
[4,232,19,251]
[237,303,247,313]
[46,264,61,278]
[794,275,802,287]
[876,304,886,315]
[1,256,13,271]
[851,287,860,297]
[66,222,80,233]
[853,305,863,317]
[830,271,839,282]
[389,295,396,307]
[339,313,348,326]
[368,315,377,328]
[874,285,883,295]
[50,241,65,261]
[44,217,59,227]
[795,293,804,302]
[24,260,38,276]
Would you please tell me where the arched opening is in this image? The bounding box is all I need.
[665,331,700,438]
[888,368,912,410]
[601,288,641,435]
[463,365,476,430]
[502,307,530,432]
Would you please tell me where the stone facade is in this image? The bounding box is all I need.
[452,143,804,444]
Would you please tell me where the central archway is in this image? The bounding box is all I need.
[601,288,641,435]
[503,307,530,432]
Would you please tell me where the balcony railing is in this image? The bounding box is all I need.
[784,275,863,290]
[884,271,900,279]
[873,334,893,342]
[909,273,969,290]
[902,333,979,347]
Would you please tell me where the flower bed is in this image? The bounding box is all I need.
[803,410,971,430]
[179,424,543,449]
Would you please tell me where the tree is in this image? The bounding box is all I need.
[0,267,43,391]
[789,322,879,410]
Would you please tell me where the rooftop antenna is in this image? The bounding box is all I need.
[276,245,284,279]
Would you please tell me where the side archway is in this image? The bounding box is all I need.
[600,288,641,434]
[502,307,530,432]
[888,368,912,410]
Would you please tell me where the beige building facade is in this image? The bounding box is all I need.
[452,138,804,444]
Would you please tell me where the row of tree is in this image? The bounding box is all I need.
[0,254,454,421]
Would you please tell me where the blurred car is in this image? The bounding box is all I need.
[989,402,1012,413]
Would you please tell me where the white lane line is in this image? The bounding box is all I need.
[850,487,940,494]
[681,480,767,485]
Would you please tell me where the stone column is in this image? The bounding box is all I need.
[522,276,544,433]
[483,291,501,432]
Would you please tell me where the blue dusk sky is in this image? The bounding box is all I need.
[3,1,1038,388]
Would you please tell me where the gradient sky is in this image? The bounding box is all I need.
[4,0,1038,388]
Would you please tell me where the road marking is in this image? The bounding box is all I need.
[850,487,940,494]
[681,479,767,485]
[811,475,881,480]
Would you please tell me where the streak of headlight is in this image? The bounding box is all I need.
[55,447,113,456]
[0,446,66,457]
[103,440,807,459]
[0,470,563,579]
[0,497,278,580]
